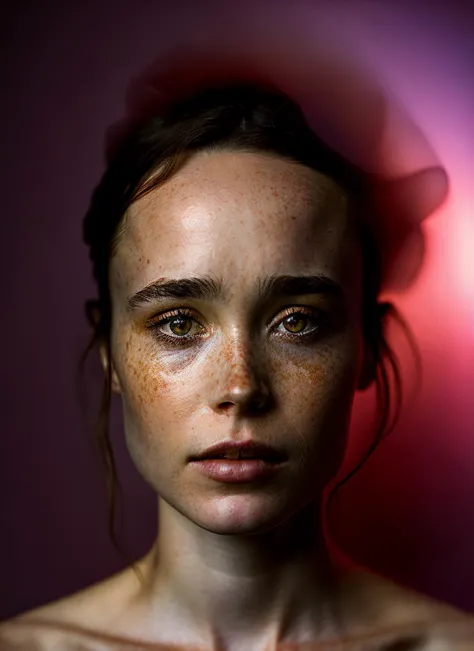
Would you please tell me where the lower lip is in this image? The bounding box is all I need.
[189,458,285,483]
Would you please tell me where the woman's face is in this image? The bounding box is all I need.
[108,150,367,534]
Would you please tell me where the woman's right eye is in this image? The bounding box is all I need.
[147,309,206,340]
[159,315,202,337]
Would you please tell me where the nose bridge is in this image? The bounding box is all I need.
[212,327,269,409]
[227,334,259,391]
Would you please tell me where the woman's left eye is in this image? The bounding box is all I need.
[272,309,323,338]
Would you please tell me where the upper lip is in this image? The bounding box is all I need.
[190,440,286,462]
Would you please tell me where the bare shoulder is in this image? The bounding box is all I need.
[340,568,474,649]
[429,615,474,650]
[408,590,474,650]
[0,567,143,650]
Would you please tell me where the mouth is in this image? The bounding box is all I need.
[188,441,287,483]
[190,440,287,463]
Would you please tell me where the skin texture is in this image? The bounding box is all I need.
[1,151,473,650]
[110,150,365,535]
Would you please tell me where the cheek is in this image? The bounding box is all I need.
[274,339,361,421]
[112,334,195,482]
[116,332,191,419]
[272,338,361,483]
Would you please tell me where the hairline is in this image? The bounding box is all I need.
[109,143,354,261]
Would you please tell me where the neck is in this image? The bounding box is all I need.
[136,497,350,651]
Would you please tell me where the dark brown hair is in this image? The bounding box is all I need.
[82,82,419,558]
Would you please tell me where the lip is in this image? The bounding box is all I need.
[189,458,286,483]
[188,439,287,484]
[189,439,286,463]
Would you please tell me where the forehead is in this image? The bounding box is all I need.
[110,150,361,298]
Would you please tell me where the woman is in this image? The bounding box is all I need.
[1,49,473,650]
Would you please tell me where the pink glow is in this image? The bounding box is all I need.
[318,1,474,603]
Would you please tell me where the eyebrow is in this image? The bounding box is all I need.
[127,274,344,311]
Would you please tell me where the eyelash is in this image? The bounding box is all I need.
[145,306,326,347]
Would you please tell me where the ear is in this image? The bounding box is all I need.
[99,343,122,394]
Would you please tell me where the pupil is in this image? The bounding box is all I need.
[170,317,191,336]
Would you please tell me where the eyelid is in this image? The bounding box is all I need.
[268,305,323,329]
[145,307,203,329]
[146,305,323,329]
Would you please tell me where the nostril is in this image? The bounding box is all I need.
[219,401,234,411]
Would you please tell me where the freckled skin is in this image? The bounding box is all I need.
[108,150,365,535]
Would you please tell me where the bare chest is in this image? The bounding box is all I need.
[0,620,469,651]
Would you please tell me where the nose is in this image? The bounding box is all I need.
[210,340,272,415]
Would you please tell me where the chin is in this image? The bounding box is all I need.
[184,493,303,536]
